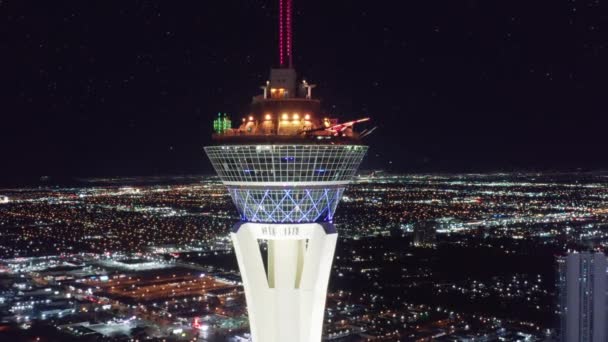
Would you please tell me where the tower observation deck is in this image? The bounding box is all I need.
[204,1,369,341]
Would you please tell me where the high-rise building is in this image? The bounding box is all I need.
[557,252,607,342]
[203,1,369,341]
[412,221,436,248]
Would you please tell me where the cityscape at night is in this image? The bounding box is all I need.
[1,173,608,340]
[3,0,608,341]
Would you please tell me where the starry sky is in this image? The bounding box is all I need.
[2,0,607,182]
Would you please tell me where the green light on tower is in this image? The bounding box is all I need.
[213,113,232,134]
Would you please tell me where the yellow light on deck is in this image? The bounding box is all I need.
[248,116,254,121]
[242,118,246,122]
[282,113,289,120]
[265,114,272,120]
[304,114,311,120]
[293,113,300,120]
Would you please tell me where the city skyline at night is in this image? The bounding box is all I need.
[2,172,608,340]
[2,1,608,341]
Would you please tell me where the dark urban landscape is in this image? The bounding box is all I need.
[1,172,607,340]
[3,0,608,341]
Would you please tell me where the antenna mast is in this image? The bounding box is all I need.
[278,0,293,68]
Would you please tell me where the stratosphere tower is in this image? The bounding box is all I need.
[204,1,370,340]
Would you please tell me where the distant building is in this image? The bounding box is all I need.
[413,221,436,248]
[557,252,607,342]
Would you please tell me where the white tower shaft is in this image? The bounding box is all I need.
[231,222,338,342]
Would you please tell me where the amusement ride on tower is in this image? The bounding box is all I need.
[204,1,370,341]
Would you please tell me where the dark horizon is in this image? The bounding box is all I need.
[3,0,607,183]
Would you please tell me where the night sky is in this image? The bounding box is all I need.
[3,1,607,182]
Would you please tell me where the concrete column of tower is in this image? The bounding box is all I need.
[229,222,339,342]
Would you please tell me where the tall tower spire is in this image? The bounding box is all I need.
[278,0,293,68]
[205,0,370,341]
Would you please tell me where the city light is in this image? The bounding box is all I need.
[1,0,599,340]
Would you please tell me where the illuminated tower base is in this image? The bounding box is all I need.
[231,222,337,342]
